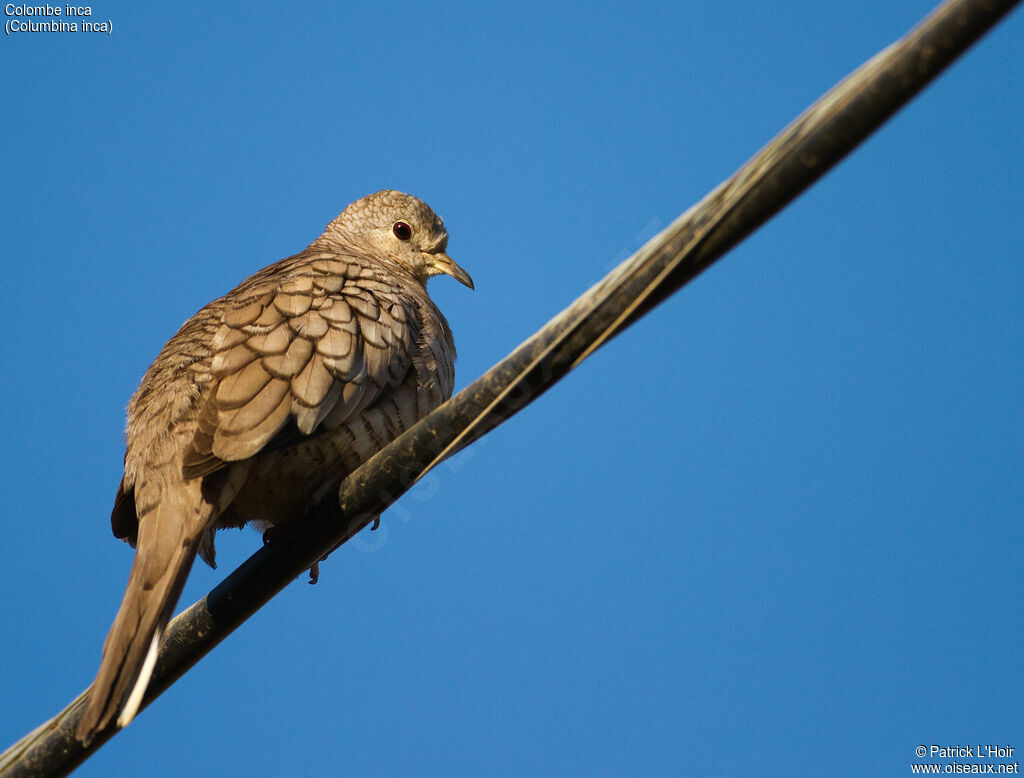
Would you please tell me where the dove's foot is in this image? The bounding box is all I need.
[262,525,281,546]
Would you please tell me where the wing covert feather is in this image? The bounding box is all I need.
[182,258,417,475]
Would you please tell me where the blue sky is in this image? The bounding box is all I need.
[1,2,1021,776]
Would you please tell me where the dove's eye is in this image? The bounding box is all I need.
[392,221,412,241]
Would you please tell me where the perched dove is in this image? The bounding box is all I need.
[76,190,473,744]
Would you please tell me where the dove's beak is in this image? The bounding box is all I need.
[432,253,475,290]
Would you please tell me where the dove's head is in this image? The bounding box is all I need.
[318,190,474,290]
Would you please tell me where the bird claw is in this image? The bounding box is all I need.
[307,551,331,584]
[262,526,281,546]
[295,512,379,583]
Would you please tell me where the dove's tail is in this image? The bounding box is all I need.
[76,484,205,745]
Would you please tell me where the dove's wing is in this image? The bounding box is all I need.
[183,252,418,478]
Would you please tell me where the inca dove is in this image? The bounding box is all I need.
[75,190,473,745]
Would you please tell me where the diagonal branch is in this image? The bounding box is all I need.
[1,0,1018,774]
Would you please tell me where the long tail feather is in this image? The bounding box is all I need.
[76,488,204,744]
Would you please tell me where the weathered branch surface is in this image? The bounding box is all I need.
[1,0,1018,774]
